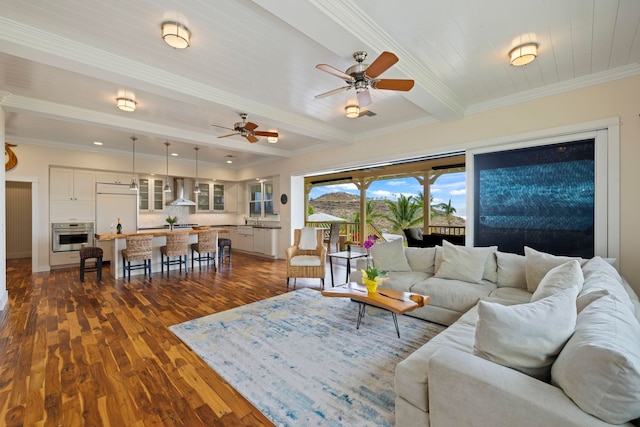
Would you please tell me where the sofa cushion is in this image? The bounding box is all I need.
[411,277,496,313]
[290,255,321,266]
[435,241,497,284]
[524,247,583,292]
[378,271,430,293]
[488,287,532,303]
[531,260,583,302]
[395,320,475,412]
[551,294,640,424]
[578,256,636,314]
[404,246,436,274]
[474,287,578,381]
[483,252,498,283]
[495,251,527,289]
[370,238,411,272]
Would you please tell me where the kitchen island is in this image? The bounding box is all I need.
[95,228,229,278]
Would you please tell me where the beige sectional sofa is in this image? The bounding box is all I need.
[357,238,640,427]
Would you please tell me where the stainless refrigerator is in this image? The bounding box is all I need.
[96,183,138,262]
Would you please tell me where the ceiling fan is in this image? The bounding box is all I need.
[211,113,278,143]
[314,51,414,107]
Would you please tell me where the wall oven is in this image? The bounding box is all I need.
[51,222,94,252]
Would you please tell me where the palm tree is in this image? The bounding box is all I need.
[433,198,456,224]
[380,194,424,232]
[352,199,379,223]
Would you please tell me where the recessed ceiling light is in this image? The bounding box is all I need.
[226,160,233,164]
[225,154,235,164]
[171,153,178,157]
[93,141,103,146]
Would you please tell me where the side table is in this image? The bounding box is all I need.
[328,250,368,286]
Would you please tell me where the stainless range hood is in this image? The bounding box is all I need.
[168,178,196,206]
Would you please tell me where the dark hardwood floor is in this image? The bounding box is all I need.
[0,252,341,426]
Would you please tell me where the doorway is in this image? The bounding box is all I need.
[5,181,32,260]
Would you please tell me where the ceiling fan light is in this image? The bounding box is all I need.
[162,21,190,49]
[345,104,360,118]
[509,43,538,66]
[116,97,136,112]
[267,136,278,143]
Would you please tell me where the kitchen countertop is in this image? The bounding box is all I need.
[95,227,229,241]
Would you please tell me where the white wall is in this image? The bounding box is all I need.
[241,75,640,295]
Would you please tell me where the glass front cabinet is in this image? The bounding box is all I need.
[139,177,165,212]
[196,183,227,212]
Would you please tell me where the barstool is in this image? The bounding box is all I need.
[122,235,153,280]
[79,246,103,282]
[191,230,218,271]
[218,238,232,264]
[161,232,189,274]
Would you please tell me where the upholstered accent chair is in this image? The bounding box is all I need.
[285,228,326,289]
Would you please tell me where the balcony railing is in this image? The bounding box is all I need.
[305,221,386,246]
[427,225,466,236]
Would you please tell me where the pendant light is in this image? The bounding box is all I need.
[193,146,201,194]
[129,136,138,190]
[164,141,172,193]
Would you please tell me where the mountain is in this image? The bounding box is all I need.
[309,192,465,233]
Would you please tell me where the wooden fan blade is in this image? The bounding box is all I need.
[357,89,372,107]
[211,124,235,131]
[254,131,278,137]
[365,51,399,78]
[217,133,238,139]
[314,86,351,99]
[372,79,415,91]
[244,122,258,131]
[316,64,353,81]
[246,134,259,143]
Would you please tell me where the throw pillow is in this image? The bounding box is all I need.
[404,247,436,274]
[370,238,411,272]
[298,227,317,250]
[551,294,640,424]
[474,287,578,382]
[435,240,497,284]
[495,251,527,289]
[530,260,583,302]
[524,247,583,293]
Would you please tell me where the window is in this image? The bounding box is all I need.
[249,181,274,217]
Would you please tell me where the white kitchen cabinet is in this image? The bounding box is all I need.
[139,177,165,212]
[96,171,135,184]
[196,183,227,212]
[50,168,96,221]
[225,183,238,213]
[50,168,95,201]
[254,228,277,257]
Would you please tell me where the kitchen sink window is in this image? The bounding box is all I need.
[249,181,274,217]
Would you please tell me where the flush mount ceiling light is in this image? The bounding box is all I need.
[267,136,278,143]
[129,136,138,190]
[116,97,137,112]
[161,21,190,49]
[345,104,360,118]
[509,43,538,66]
[164,141,172,192]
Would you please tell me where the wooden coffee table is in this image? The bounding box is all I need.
[321,282,429,338]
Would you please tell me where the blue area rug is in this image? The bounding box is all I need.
[169,288,444,426]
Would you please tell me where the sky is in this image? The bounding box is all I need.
[309,171,467,219]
